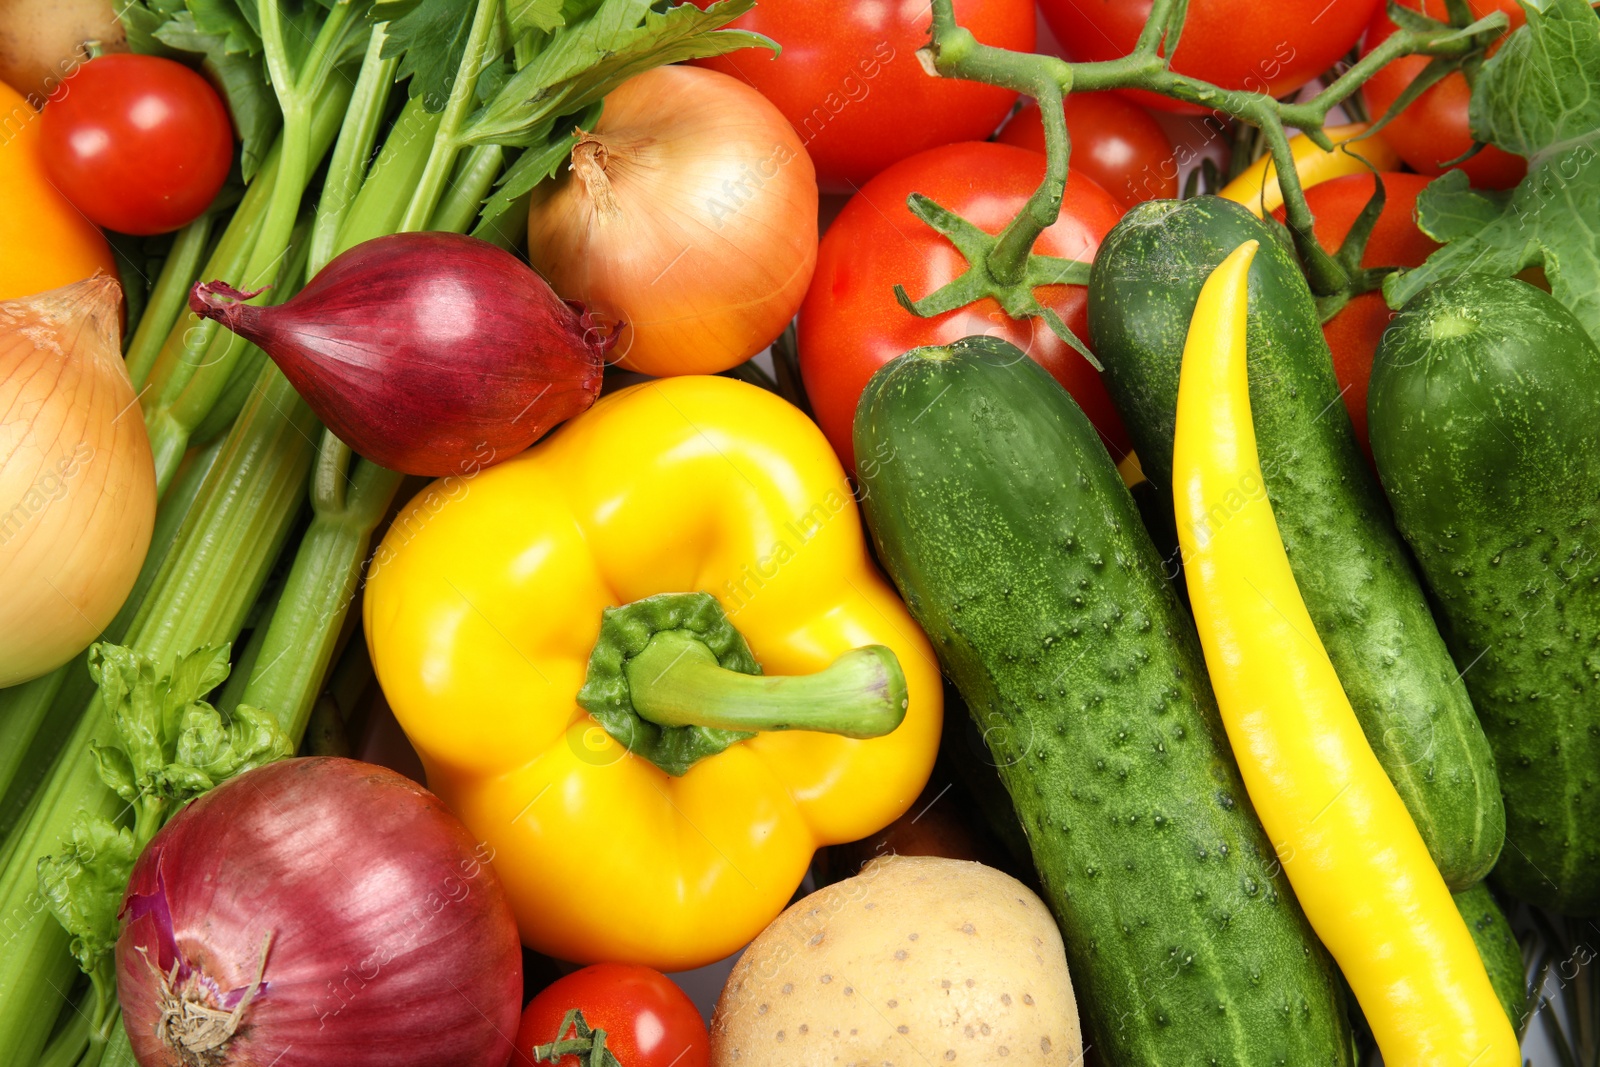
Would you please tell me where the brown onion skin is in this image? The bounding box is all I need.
[526,64,818,377]
[190,232,607,477]
[116,758,522,1067]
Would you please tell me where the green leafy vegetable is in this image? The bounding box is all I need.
[85,643,292,828]
[36,816,138,985]
[35,643,292,1004]
[378,0,479,109]
[188,0,264,55]
[508,0,568,34]
[1385,0,1600,344]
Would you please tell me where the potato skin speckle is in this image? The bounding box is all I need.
[710,855,1080,1066]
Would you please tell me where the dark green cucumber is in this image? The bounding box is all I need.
[854,336,1351,1067]
[1453,883,1528,1029]
[1087,196,1503,888]
[1369,274,1600,915]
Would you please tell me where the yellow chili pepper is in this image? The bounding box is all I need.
[1171,241,1517,1067]
[363,374,942,971]
[1219,123,1400,217]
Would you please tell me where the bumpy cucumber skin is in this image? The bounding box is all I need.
[1453,883,1528,1029]
[855,337,1351,1067]
[1087,196,1503,889]
[1370,274,1600,915]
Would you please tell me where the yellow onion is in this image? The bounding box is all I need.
[527,64,818,377]
[0,275,155,685]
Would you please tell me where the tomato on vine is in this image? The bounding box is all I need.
[799,141,1129,473]
[514,963,709,1067]
[40,54,234,235]
[997,92,1178,210]
[1038,0,1381,113]
[1272,172,1438,456]
[1360,0,1527,190]
[689,0,1035,192]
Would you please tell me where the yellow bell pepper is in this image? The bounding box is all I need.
[1172,240,1516,1066]
[363,374,942,971]
[1219,122,1400,217]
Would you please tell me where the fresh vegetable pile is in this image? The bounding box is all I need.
[1,0,1597,1064]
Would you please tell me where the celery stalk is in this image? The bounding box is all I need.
[240,449,404,737]
[428,144,506,236]
[307,24,397,275]
[122,213,215,387]
[36,981,95,1067]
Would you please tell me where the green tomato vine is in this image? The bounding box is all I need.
[902,0,1511,357]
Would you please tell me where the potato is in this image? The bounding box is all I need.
[712,855,1080,1066]
[0,0,126,105]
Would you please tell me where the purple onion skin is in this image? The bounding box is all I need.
[116,758,523,1067]
[190,232,608,477]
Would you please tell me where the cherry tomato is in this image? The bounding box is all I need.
[997,92,1178,210]
[40,54,233,235]
[799,141,1129,472]
[0,79,116,301]
[514,964,709,1067]
[1039,0,1380,114]
[690,0,1035,192]
[1360,0,1526,189]
[1272,172,1438,456]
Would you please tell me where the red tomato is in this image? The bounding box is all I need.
[1272,172,1438,456]
[514,964,709,1067]
[1360,0,1526,189]
[799,141,1129,472]
[1039,0,1380,113]
[40,54,233,235]
[997,92,1178,210]
[690,0,1035,192]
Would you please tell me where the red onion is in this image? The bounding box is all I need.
[115,758,523,1067]
[189,232,611,476]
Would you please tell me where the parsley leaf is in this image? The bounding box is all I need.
[1385,0,1600,344]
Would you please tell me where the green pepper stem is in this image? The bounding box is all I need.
[624,630,908,738]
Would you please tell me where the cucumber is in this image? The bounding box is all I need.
[1369,274,1600,915]
[854,336,1352,1067]
[1453,883,1528,1029]
[1087,196,1503,888]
